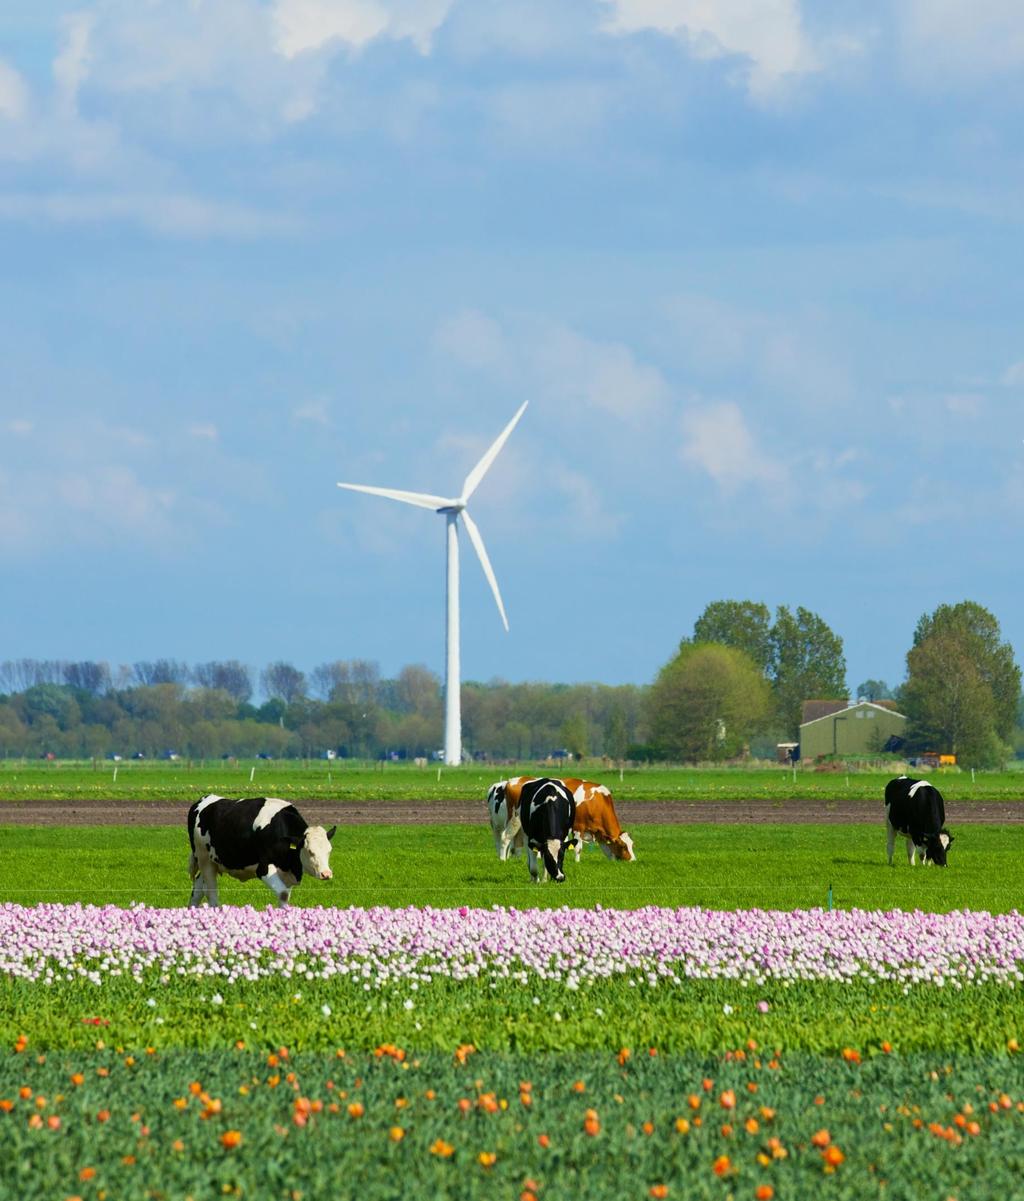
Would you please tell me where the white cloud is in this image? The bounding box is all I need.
[664,292,851,411]
[6,419,33,436]
[271,0,455,58]
[188,423,219,441]
[1002,361,1024,387]
[292,399,332,427]
[53,13,94,115]
[679,401,788,491]
[0,192,294,238]
[944,393,984,416]
[899,0,1024,81]
[0,59,29,121]
[601,0,819,97]
[534,326,672,426]
[435,309,508,372]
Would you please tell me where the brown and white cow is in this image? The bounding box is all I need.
[487,774,635,863]
[561,777,635,862]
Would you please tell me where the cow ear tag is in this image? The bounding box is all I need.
[289,842,298,851]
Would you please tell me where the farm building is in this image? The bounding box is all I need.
[798,699,907,759]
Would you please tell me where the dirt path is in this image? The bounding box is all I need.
[3,798,1024,826]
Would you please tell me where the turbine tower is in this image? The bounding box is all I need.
[338,402,527,766]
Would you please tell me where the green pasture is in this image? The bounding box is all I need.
[0,822,1018,912]
[2,758,1023,803]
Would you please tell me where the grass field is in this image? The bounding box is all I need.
[0,822,1018,911]
[4,818,1023,1197]
[1,757,1023,803]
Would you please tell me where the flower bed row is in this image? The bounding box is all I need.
[4,903,1024,988]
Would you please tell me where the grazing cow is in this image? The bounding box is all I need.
[187,794,336,907]
[487,774,636,864]
[561,777,636,862]
[884,775,954,866]
[518,777,577,883]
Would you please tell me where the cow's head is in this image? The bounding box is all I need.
[300,825,336,879]
[924,829,954,866]
[610,831,636,862]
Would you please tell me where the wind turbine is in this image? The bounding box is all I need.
[338,402,527,766]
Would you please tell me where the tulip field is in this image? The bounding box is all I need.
[2,814,1023,1198]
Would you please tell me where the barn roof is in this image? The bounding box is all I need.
[799,699,907,729]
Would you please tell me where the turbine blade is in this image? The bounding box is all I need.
[460,401,528,503]
[337,482,455,511]
[461,508,509,631]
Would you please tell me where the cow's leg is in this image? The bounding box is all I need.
[200,863,220,907]
[259,864,292,906]
[886,820,896,866]
[907,839,917,866]
[526,846,542,883]
[187,852,203,907]
[500,816,522,862]
[189,852,218,907]
[597,838,615,861]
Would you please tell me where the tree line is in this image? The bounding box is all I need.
[0,599,1019,765]
[0,657,643,763]
[647,599,1021,768]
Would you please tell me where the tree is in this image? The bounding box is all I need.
[646,643,771,762]
[63,661,112,695]
[902,601,1021,766]
[692,600,773,675]
[559,713,590,760]
[769,606,847,736]
[902,633,997,764]
[856,679,892,702]
[132,660,191,687]
[260,662,306,704]
[394,665,442,719]
[911,602,1020,742]
[193,661,253,704]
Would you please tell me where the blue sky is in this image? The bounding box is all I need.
[2,0,1023,696]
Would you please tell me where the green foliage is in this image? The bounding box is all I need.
[646,644,772,762]
[770,606,848,736]
[905,602,1022,766]
[691,600,773,675]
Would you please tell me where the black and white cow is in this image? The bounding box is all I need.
[187,794,336,907]
[884,775,954,867]
[518,777,577,883]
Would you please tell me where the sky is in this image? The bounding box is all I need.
[2,0,1023,698]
